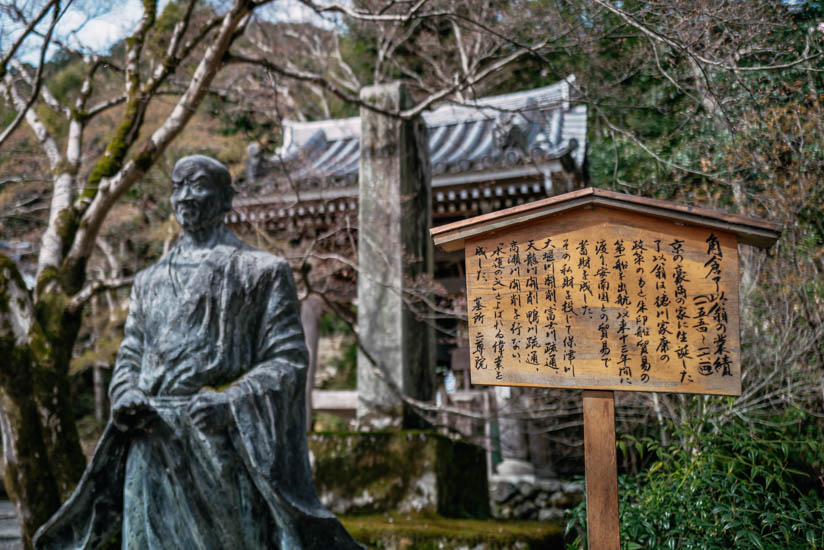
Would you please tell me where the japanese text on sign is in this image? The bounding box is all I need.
[465,210,741,395]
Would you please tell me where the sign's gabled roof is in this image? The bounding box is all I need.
[430,187,782,252]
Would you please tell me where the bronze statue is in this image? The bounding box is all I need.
[34,155,362,549]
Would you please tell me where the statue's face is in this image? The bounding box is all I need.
[170,164,224,231]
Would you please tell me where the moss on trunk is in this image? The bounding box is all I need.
[30,280,88,500]
[0,256,62,550]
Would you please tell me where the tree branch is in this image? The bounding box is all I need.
[591,0,822,72]
[296,0,443,22]
[85,94,127,118]
[68,275,135,313]
[85,89,180,120]
[399,39,547,118]
[0,2,61,149]
[225,53,399,118]
[0,0,59,74]
[230,35,543,122]
[142,0,222,94]
[594,105,723,182]
[12,58,69,118]
[1,72,60,166]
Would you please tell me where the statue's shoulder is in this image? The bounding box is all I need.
[220,232,290,277]
[131,260,163,290]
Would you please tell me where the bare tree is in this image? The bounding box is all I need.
[0,0,276,544]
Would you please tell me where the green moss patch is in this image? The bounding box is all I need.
[341,513,564,550]
[309,430,488,518]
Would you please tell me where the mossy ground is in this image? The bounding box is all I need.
[309,430,488,518]
[341,513,564,550]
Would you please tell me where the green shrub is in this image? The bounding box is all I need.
[566,410,824,549]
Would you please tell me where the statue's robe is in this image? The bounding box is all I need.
[34,229,362,550]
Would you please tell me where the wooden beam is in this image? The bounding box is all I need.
[311,390,358,419]
[583,390,620,550]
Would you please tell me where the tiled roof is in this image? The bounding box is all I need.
[244,76,586,191]
[231,78,588,227]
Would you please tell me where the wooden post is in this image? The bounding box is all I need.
[583,390,620,550]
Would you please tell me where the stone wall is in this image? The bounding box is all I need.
[308,431,489,518]
[309,431,584,525]
[489,476,584,522]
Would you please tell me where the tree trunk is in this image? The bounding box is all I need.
[0,256,62,550]
[0,4,258,545]
[91,296,108,423]
[30,283,88,500]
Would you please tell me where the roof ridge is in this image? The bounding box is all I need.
[278,76,577,145]
[433,75,575,111]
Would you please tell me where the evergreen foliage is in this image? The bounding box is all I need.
[566,410,824,549]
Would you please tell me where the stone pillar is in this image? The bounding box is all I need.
[494,386,535,477]
[301,294,325,429]
[356,82,435,429]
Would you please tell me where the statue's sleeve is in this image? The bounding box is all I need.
[222,256,363,550]
[254,258,309,373]
[221,258,326,511]
[228,257,309,395]
[110,274,145,404]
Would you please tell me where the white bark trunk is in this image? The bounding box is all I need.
[2,74,60,166]
[37,172,75,280]
[0,261,34,346]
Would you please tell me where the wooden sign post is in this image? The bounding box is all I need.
[431,187,780,549]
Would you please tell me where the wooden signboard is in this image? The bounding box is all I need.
[464,206,741,395]
[431,187,781,550]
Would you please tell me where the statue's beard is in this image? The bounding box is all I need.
[175,203,225,233]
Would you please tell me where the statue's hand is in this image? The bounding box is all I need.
[112,389,156,432]
[188,389,231,433]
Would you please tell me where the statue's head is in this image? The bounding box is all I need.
[171,155,235,232]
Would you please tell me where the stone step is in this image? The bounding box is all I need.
[0,502,21,549]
